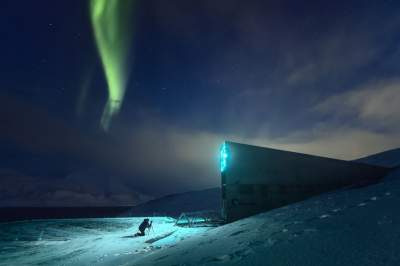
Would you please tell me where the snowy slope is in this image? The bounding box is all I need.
[130,169,400,266]
[355,148,400,168]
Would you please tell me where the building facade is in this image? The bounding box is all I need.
[221,141,391,222]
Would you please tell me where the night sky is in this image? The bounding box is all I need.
[1,0,400,206]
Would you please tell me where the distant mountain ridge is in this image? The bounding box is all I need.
[0,187,222,222]
[0,142,152,207]
[127,188,221,217]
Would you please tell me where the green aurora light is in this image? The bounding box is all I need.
[90,0,135,131]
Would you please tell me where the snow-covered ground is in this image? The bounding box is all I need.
[0,217,211,266]
[131,169,400,266]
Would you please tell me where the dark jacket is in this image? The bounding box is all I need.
[139,219,151,232]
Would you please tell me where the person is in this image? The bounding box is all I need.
[134,218,152,237]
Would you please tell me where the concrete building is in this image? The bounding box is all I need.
[221,141,391,222]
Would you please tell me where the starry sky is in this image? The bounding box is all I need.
[1,0,400,206]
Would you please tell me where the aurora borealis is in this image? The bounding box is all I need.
[90,0,135,131]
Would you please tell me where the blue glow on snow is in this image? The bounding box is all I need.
[220,142,228,172]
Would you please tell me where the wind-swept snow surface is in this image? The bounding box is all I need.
[131,170,400,266]
[0,217,210,266]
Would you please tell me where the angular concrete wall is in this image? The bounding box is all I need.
[221,141,391,222]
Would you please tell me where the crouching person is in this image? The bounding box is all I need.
[134,218,152,237]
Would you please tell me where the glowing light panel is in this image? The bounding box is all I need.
[220,142,228,172]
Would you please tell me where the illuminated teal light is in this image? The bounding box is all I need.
[220,142,228,172]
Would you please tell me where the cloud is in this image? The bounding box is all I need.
[119,125,223,193]
[253,78,400,160]
[285,7,400,86]
[116,120,400,196]
[114,75,400,192]
[285,29,379,85]
[274,128,400,160]
[2,90,398,205]
[315,79,400,129]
